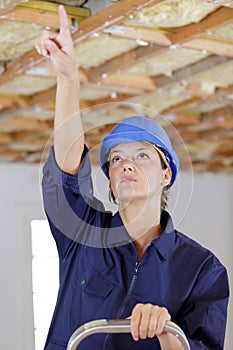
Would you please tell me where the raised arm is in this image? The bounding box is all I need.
[35,5,84,174]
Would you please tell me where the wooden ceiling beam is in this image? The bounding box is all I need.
[29,86,56,106]
[182,38,233,58]
[0,115,50,132]
[104,25,171,46]
[154,54,230,87]
[17,0,90,23]
[0,95,16,108]
[1,0,90,28]
[170,7,233,44]
[162,85,233,115]
[0,7,71,28]
[100,73,156,91]
[201,105,233,120]
[80,92,136,109]
[0,94,32,108]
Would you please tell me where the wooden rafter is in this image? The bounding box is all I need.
[162,85,233,115]
[154,55,230,87]
[0,7,71,28]
[100,73,156,91]
[183,37,233,58]
[171,7,233,44]
[0,0,233,171]
[104,25,171,46]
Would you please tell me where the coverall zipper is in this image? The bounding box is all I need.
[102,261,141,350]
[117,261,141,318]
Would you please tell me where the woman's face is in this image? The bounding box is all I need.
[108,142,171,205]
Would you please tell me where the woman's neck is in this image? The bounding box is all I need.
[119,198,162,260]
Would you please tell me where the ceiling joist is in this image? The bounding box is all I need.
[0,0,232,171]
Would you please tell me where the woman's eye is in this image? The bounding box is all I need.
[111,155,122,163]
[137,152,149,160]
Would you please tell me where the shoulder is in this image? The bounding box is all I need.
[174,229,225,272]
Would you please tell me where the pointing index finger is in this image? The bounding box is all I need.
[58,5,71,36]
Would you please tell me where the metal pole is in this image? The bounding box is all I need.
[67,319,190,350]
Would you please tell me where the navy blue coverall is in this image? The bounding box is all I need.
[42,146,229,350]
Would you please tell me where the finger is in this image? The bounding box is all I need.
[155,307,171,335]
[44,38,63,61]
[131,304,143,341]
[138,304,153,339]
[147,306,159,338]
[58,5,71,38]
[35,30,57,56]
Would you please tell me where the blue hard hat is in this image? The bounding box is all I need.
[100,116,179,187]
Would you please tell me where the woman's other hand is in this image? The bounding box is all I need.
[130,303,171,341]
[130,303,182,349]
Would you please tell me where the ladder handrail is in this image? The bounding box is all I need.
[67,319,190,350]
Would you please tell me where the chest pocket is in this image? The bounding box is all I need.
[70,270,115,332]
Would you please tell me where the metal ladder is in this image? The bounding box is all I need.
[67,319,190,350]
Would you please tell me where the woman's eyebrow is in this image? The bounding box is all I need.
[110,149,122,154]
[111,147,149,154]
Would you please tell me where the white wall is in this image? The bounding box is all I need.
[174,172,233,350]
[0,163,45,350]
[0,164,232,350]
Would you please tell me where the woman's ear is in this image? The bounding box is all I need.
[162,167,172,187]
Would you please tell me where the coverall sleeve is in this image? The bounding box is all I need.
[42,145,105,259]
[176,257,229,350]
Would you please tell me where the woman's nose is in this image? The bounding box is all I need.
[122,159,134,172]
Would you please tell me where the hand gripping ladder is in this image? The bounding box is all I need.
[67,319,190,350]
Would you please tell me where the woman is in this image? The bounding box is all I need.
[36,6,229,350]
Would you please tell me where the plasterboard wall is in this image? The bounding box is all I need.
[0,163,232,350]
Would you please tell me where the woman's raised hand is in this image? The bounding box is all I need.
[35,5,76,79]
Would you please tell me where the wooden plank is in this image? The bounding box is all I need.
[182,38,233,58]
[170,7,233,44]
[104,25,171,46]
[0,115,50,132]
[0,96,16,108]
[154,55,230,87]
[0,149,21,162]
[17,0,90,21]
[29,86,56,106]
[0,7,71,28]
[80,92,136,108]
[173,111,201,125]
[162,85,233,114]
[0,94,31,108]
[100,73,156,91]
[0,133,13,144]
[202,105,233,119]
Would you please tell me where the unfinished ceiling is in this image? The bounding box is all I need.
[0,0,232,173]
